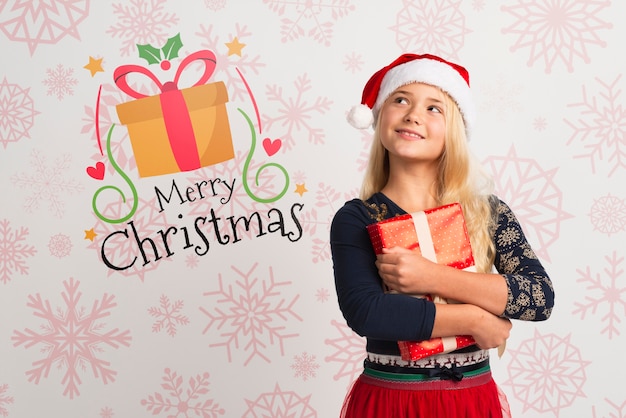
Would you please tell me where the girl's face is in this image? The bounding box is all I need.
[378,83,447,166]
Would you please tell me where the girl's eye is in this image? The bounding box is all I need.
[393,96,409,104]
[427,105,441,113]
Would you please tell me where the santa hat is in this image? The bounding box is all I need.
[347,53,475,139]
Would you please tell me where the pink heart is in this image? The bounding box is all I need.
[87,161,105,180]
[262,137,282,156]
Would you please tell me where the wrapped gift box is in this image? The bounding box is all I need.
[116,81,234,178]
[366,202,477,361]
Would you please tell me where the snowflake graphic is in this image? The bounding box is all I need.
[324,319,366,387]
[10,150,84,218]
[291,352,320,381]
[564,76,626,177]
[478,74,523,121]
[0,0,89,55]
[48,233,72,258]
[501,0,612,73]
[0,384,13,417]
[262,73,333,150]
[196,23,266,103]
[343,52,364,74]
[573,252,626,339]
[149,295,190,337]
[204,0,226,11]
[504,330,590,417]
[472,0,486,11]
[0,77,39,149]
[242,383,316,417]
[87,195,171,281]
[389,0,470,60]
[0,219,37,284]
[299,183,357,264]
[533,117,548,131]
[482,145,573,262]
[200,263,301,365]
[185,253,200,268]
[106,0,180,56]
[141,368,225,417]
[589,194,626,236]
[315,288,330,303]
[263,0,355,45]
[12,278,132,399]
[100,406,114,418]
[592,398,626,418]
[42,64,77,100]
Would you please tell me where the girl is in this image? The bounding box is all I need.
[330,53,555,417]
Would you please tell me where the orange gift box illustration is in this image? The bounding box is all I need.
[367,203,477,361]
[114,49,234,178]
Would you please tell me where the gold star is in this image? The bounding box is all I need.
[83,56,104,77]
[84,228,97,241]
[294,183,308,197]
[225,37,246,57]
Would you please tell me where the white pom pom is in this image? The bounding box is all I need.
[347,104,374,129]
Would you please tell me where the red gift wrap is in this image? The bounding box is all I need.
[367,203,477,361]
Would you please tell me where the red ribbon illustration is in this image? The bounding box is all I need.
[113,50,217,172]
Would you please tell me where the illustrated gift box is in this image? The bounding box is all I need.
[366,202,477,361]
[114,50,235,178]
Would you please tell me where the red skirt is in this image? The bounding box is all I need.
[341,361,510,418]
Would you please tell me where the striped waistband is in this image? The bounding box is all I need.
[364,358,490,382]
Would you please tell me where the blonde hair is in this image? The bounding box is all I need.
[360,88,496,272]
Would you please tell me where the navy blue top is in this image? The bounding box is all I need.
[330,192,554,356]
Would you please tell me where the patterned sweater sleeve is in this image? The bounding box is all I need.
[492,198,555,321]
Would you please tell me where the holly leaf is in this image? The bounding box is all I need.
[162,33,183,61]
[137,43,162,65]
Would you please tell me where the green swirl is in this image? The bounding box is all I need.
[239,108,290,203]
[92,124,139,224]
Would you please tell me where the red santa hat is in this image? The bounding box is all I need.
[347,53,475,139]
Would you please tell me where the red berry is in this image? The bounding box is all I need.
[160,60,171,71]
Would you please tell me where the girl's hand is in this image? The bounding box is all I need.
[375,247,435,294]
[470,309,511,349]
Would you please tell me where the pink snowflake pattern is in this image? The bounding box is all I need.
[0,77,39,149]
[42,64,77,100]
[573,252,626,339]
[12,278,132,399]
[592,398,626,418]
[263,0,355,45]
[10,150,84,218]
[196,23,266,103]
[478,75,523,121]
[343,52,364,74]
[0,219,37,284]
[204,0,226,11]
[87,195,171,281]
[472,0,487,12]
[100,406,114,418]
[0,384,13,417]
[589,194,626,236]
[533,117,548,131]
[315,288,330,303]
[564,76,626,177]
[299,183,358,264]
[503,330,590,417]
[482,145,573,262]
[185,253,200,268]
[291,352,320,381]
[200,263,302,366]
[48,233,72,258]
[242,383,316,418]
[106,0,180,56]
[141,368,225,417]
[501,1,612,73]
[324,320,366,387]
[389,0,470,60]
[262,73,333,150]
[0,0,89,55]
[148,295,190,337]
